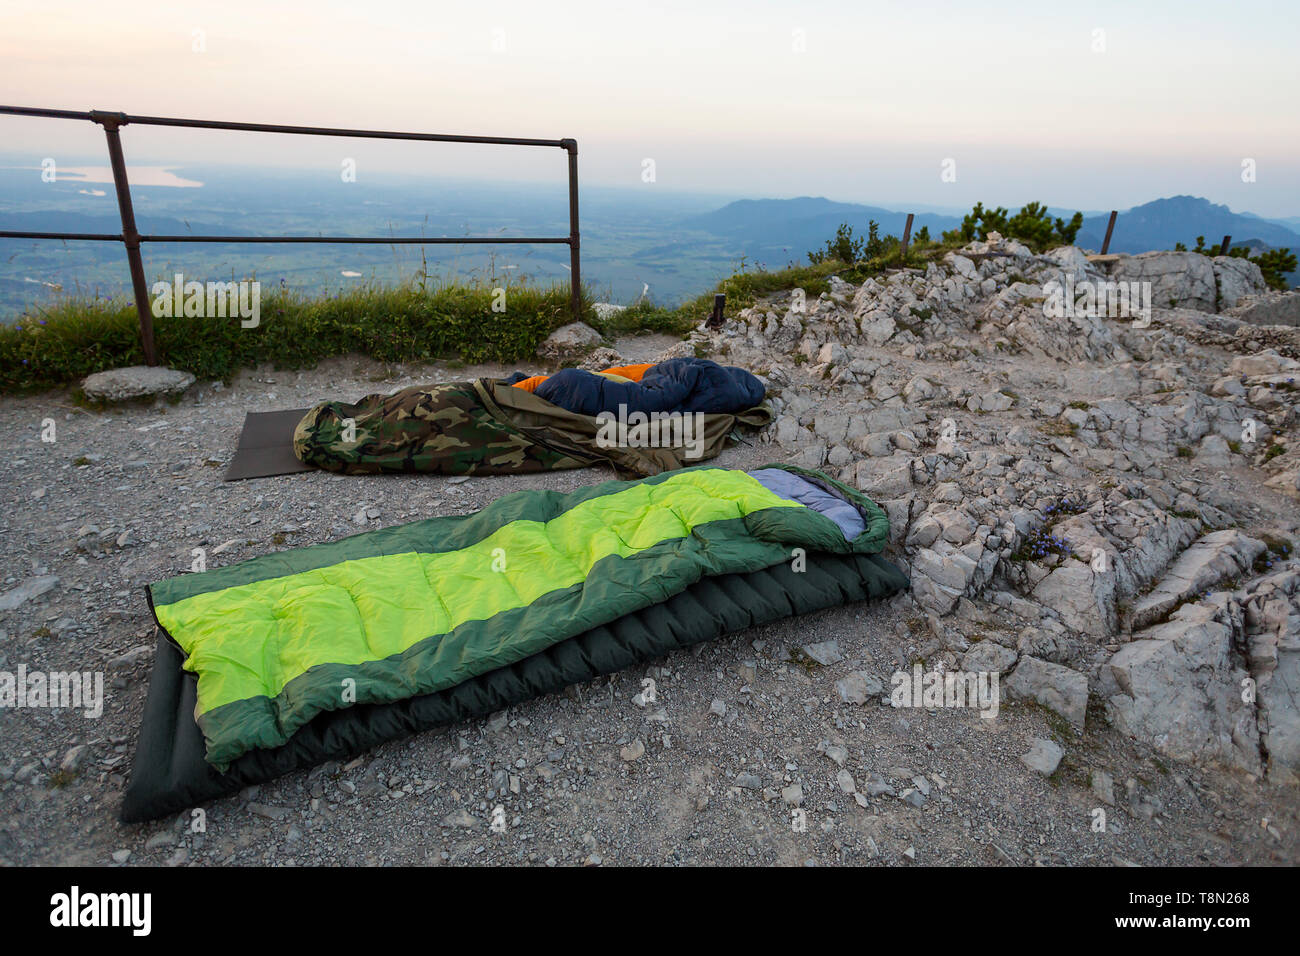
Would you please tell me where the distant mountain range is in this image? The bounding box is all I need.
[684,194,1299,278]
[683,198,963,266]
[1074,196,1300,254]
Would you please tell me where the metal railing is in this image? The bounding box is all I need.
[0,105,581,365]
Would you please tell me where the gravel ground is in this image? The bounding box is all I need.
[1,337,1296,867]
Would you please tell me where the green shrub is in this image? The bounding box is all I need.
[807,222,865,265]
[807,220,909,267]
[942,201,1083,251]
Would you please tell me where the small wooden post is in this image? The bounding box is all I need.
[1219,235,1232,255]
[900,213,914,259]
[1100,210,1117,255]
[706,293,726,328]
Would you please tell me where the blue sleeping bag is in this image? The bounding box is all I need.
[532,358,765,417]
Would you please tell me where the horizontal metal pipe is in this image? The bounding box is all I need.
[140,235,573,244]
[0,230,123,241]
[0,105,566,148]
[0,105,93,121]
[0,231,572,245]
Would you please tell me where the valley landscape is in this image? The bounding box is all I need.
[3,153,1296,319]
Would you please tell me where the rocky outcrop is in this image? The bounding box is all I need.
[1101,251,1266,313]
[1235,291,1300,328]
[1130,530,1265,628]
[1106,600,1260,772]
[685,233,1299,781]
[1213,256,1268,309]
[1107,251,1218,312]
[1240,567,1300,772]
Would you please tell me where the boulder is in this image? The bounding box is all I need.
[967,390,1014,413]
[578,346,627,371]
[902,376,936,403]
[1131,530,1266,628]
[800,640,843,666]
[860,309,896,346]
[910,546,979,617]
[1229,349,1299,378]
[1043,246,1092,278]
[81,366,194,403]
[1236,293,1300,327]
[0,574,60,611]
[961,641,1018,675]
[1212,256,1266,309]
[835,672,884,704]
[537,322,603,362]
[1108,251,1217,312]
[1021,738,1064,775]
[1030,563,1115,639]
[853,454,914,499]
[1005,655,1089,729]
[1107,602,1260,772]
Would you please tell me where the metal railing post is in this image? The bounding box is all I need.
[563,139,581,322]
[89,110,158,366]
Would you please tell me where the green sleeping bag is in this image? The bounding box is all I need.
[147,465,893,769]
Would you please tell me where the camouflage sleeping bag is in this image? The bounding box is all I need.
[293,378,771,477]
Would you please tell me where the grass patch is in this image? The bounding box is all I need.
[46,768,76,789]
[588,299,697,339]
[787,647,823,676]
[1039,420,1078,437]
[2,277,590,393]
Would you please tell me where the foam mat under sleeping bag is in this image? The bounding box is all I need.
[121,464,908,822]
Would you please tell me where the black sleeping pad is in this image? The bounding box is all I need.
[120,551,908,823]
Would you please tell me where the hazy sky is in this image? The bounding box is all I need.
[3,0,1297,216]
